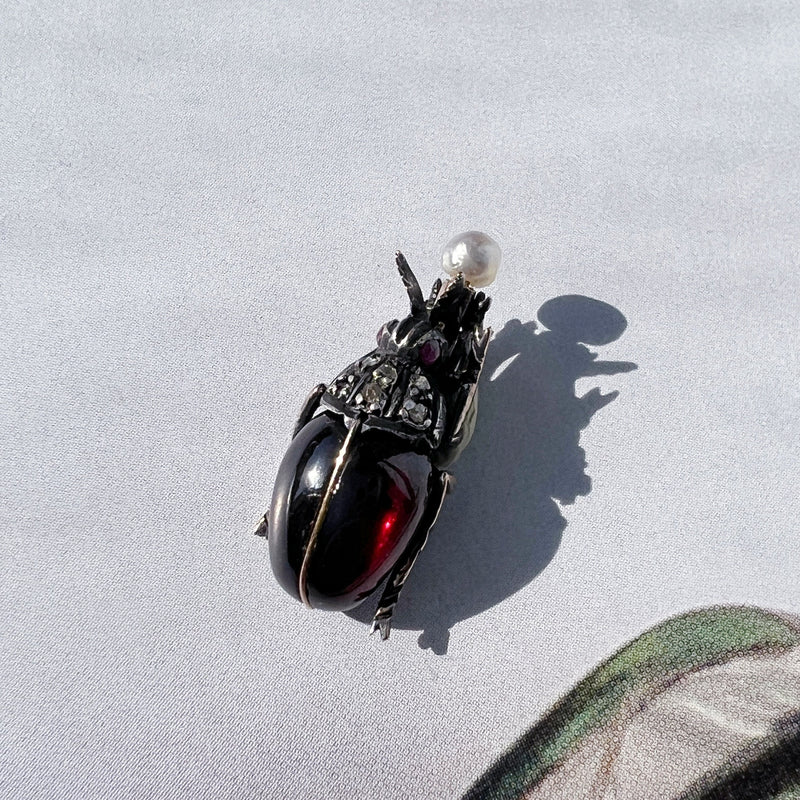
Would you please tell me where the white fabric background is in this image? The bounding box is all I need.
[2,2,799,798]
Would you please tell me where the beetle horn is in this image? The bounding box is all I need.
[395,251,426,315]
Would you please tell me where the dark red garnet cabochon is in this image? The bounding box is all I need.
[268,412,433,611]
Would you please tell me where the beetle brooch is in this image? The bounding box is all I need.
[256,231,501,639]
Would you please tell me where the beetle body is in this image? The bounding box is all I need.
[268,412,434,610]
[260,247,494,638]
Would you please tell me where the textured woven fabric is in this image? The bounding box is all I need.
[2,2,799,798]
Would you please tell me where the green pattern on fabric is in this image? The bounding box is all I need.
[677,717,800,800]
[463,606,800,800]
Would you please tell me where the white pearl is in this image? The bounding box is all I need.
[441,231,501,288]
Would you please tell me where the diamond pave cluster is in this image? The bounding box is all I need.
[330,357,434,430]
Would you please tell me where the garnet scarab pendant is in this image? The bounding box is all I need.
[256,232,500,639]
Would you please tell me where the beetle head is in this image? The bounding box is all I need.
[374,252,491,381]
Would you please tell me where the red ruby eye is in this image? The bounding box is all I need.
[419,339,441,365]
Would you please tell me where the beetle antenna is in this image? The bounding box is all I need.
[395,251,426,315]
[426,277,443,310]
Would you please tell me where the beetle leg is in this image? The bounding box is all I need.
[371,469,450,640]
[293,383,327,437]
[449,327,491,447]
[254,512,269,538]
[431,328,492,469]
